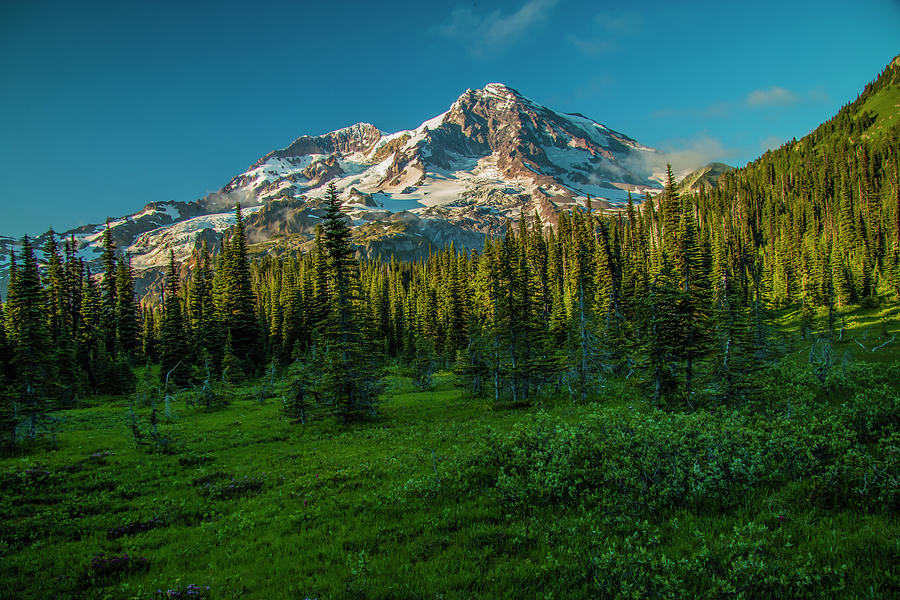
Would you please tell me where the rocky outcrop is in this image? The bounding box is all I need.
[301,155,345,187]
[678,162,734,192]
[259,122,382,164]
[345,188,378,208]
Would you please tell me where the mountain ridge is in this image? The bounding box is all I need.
[1,83,668,296]
[3,52,899,300]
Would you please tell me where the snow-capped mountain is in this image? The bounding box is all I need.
[225,83,661,225]
[1,83,665,296]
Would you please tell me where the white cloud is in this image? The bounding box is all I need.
[807,86,830,104]
[592,11,644,34]
[625,135,739,176]
[745,86,800,107]
[656,135,738,173]
[566,10,643,56]
[437,0,560,58]
[564,32,613,56]
[758,135,784,152]
[653,85,829,120]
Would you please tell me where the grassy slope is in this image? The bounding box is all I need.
[857,66,900,142]
[4,375,549,599]
[777,303,900,367]
[3,306,900,599]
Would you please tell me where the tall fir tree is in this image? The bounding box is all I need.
[115,256,141,358]
[42,230,66,346]
[674,193,711,398]
[639,266,682,407]
[43,230,83,401]
[79,269,103,389]
[317,182,382,421]
[159,251,190,387]
[189,241,220,371]
[100,219,118,354]
[0,303,15,448]
[215,204,262,375]
[7,237,54,439]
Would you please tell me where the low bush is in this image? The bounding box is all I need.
[198,475,266,500]
[87,552,149,579]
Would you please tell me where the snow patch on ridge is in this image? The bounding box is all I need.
[128,206,262,269]
[0,83,667,289]
[419,111,448,131]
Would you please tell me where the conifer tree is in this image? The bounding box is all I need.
[317,182,382,421]
[5,251,18,339]
[63,236,85,350]
[159,251,190,387]
[566,278,604,404]
[660,164,681,264]
[454,325,491,398]
[7,237,53,439]
[409,331,438,389]
[100,220,118,353]
[546,228,567,345]
[387,259,406,356]
[311,225,329,332]
[278,259,304,361]
[189,242,220,371]
[42,230,66,346]
[494,225,525,403]
[621,195,641,317]
[141,303,158,361]
[43,230,85,401]
[78,269,103,388]
[0,303,15,448]
[674,193,711,398]
[221,331,244,383]
[639,266,682,407]
[115,256,140,358]
[831,238,855,307]
[215,204,261,374]
[441,246,467,358]
[0,304,10,384]
[710,236,758,404]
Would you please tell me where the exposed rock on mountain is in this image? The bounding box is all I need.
[1,83,669,296]
[678,162,734,192]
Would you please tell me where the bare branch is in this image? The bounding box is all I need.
[164,361,182,387]
[873,336,895,352]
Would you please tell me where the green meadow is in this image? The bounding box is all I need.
[3,306,898,600]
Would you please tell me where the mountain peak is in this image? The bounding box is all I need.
[0,83,666,295]
[481,82,519,96]
[329,122,382,138]
[451,83,530,109]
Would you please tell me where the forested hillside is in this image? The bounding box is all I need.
[1,57,899,600]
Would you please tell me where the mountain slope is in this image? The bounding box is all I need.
[228,84,661,211]
[2,84,665,294]
[795,53,900,150]
[678,162,734,192]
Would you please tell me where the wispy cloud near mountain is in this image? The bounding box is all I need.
[565,10,644,57]
[629,134,739,176]
[436,0,559,58]
[654,85,830,119]
[746,86,800,107]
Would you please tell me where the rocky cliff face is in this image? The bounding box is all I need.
[1,84,668,297]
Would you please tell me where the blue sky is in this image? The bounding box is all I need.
[2,0,899,236]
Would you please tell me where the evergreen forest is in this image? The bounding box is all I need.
[2,59,899,599]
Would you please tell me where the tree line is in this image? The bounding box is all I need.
[1,57,898,446]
